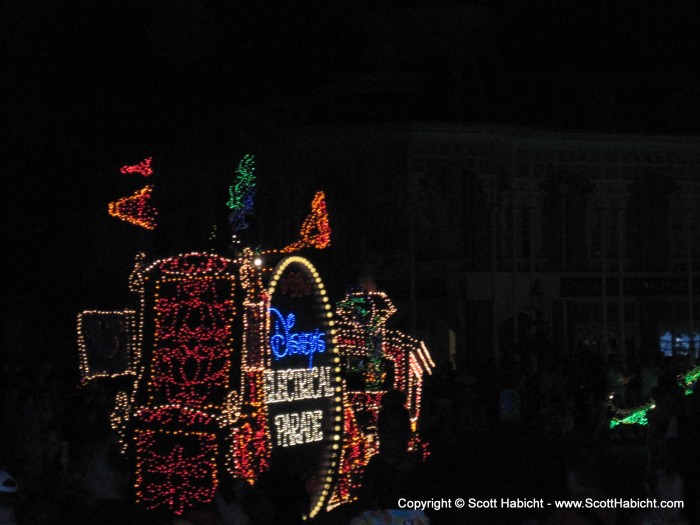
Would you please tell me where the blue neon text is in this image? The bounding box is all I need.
[269,307,325,368]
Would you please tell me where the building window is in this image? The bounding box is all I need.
[521,207,531,258]
[659,330,700,358]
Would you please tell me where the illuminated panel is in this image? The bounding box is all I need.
[147,276,233,407]
[134,427,218,516]
[266,256,343,518]
[132,253,237,516]
[269,307,326,368]
[77,310,136,382]
[108,185,158,230]
[332,289,434,506]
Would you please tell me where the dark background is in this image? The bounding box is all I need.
[3,3,700,524]
[4,0,700,375]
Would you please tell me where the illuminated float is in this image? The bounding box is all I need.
[330,289,435,507]
[77,155,433,518]
[607,364,700,433]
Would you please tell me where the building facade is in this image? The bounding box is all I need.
[262,123,700,368]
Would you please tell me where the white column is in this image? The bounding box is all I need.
[689,208,695,355]
[601,207,608,355]
[617,206,626,369]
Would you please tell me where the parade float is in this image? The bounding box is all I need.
[605,362,700,448]
[607,364,700,434]
[77,155,433,518]
[329,288,434,507]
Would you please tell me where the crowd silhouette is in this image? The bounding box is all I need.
[1,339,699,524]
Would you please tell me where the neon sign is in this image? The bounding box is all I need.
[266,256,343,518]
[269,307,325,368]
[273,410,324,447]
[265,367,334,403]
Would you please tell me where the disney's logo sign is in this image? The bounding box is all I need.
[269,308,325,368]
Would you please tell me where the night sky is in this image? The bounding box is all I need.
[4,0,700,369]
[8,2,700,156]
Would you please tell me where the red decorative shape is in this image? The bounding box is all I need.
[335,405,370,503]
[282,191,331,253]
[349,392,384,429]
[149,278,234,407]
[129,256,244,517]
[108,185,158,230]
[121,157,153,177]
[135,430,218,516]
[158,254,231,275]
[136,406,215,427]
[230,372,270,483]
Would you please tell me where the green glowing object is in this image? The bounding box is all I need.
[226,154,255,211]
[682,366,700,388]
[609,403,653,430]
[337,296,370,319]
[609,365,700,430]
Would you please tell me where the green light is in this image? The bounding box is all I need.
[682,366,700,388]
[675,366,700,397]
[226,154,255,211]
[337,297,370,318]
[609,365,700,430]
[609,403,653,430]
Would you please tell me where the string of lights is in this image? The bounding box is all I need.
[134,429,218,515]
[120,157,153,177]
[331,289,433,506]
[76,310,136,382]
[608,400,655,429]
[226,249,272,483]
[607,364,700,429]
[281,191,331,253]
[680,365,700,395]
[80,155,437,519]
[129,254,238,514]
[108,185,158,230]
[266,255,344,519]
[226,154,256,233]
